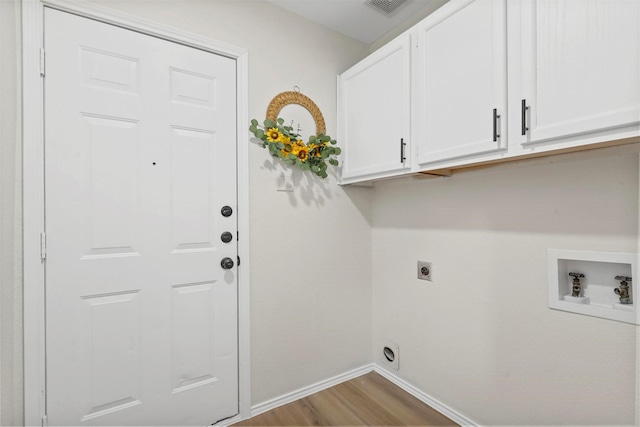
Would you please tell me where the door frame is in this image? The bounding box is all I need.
[22,0,251,424]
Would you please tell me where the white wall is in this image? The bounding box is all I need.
[0,0,23,425]
[369,0,449,52]
[372,147,638,425]
[1,0,373,421]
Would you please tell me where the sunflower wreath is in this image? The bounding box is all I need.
[249,117,341,179]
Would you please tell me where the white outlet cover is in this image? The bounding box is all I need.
[417,261,432,281]
[380,340,399,371]
[276,170,293,192]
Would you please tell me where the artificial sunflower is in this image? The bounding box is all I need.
[266,127,281,142]
[280,146,293,158]
[297,148,309,162]
[249,117,341,179]
[309,141,327,157]
[280,135,291,145]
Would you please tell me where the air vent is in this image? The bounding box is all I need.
[367,0,408,16]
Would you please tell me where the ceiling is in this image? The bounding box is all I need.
[266,0,448,44]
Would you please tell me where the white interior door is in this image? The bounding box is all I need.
[44,8,238,426]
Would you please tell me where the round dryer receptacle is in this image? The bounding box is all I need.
[383,346,395,363]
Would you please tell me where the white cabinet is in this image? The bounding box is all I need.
[509,0,640,150]
[338,34,411,184]
[337,0,639,184]
[415,0,507,167]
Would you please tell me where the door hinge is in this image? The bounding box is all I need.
[41,415,48,427]
[40,232,47,261]
[39,48,45,77]
[237,256,241,266]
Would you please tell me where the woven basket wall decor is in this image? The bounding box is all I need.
[265,90,326,135]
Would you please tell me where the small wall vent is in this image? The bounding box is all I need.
[366,0,408,16]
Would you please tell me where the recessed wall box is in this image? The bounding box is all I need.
[548,249,637,325]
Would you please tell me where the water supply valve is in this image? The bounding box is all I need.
[614,276,632,304]
[569,272,585,297]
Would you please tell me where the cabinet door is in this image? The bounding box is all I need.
[338,34,411,184]
[416,0,507,167]
[513,0,639,146]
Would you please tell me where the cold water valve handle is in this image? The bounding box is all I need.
[569,272,585,298]
[614,276,632,304]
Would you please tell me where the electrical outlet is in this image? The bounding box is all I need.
[417,261,432,281]
[276,170,293,192]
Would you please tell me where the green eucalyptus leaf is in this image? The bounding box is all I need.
[333,147,342,155]
[277,118,285,125]
[330,140,337,145]
[256,129,265,138]
[308,135,316,144]
[251,119,258,126]
[329,159,339,166]
[263,119,276,128]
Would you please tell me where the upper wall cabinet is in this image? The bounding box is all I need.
[337,0,639,184]
[415,0,508,167]
[338,33,412,184]
[509,0,640,150]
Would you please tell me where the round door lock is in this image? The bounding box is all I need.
[220,257,234,269]
[221,206,233,217]
[221,232,233,243]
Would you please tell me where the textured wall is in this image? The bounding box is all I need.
[372,148,639,425]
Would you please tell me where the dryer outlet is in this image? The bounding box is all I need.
[380,340,399,371]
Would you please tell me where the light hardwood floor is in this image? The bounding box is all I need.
[233,372,458,426]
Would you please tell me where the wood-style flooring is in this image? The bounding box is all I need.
[232,371,458,426]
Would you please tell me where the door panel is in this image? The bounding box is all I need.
[339,34,411,181]
[516,0,639,145]
[416,0,507,165]
[44,8,238,426]
[81,291,142,421]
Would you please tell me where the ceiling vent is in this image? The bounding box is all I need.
[366,0,408,16]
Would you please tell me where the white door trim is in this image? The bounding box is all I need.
[22,0,251,424]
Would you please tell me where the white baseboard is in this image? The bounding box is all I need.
[245,363,478,427]
[373,364,479,427]
[250,364,375,418]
